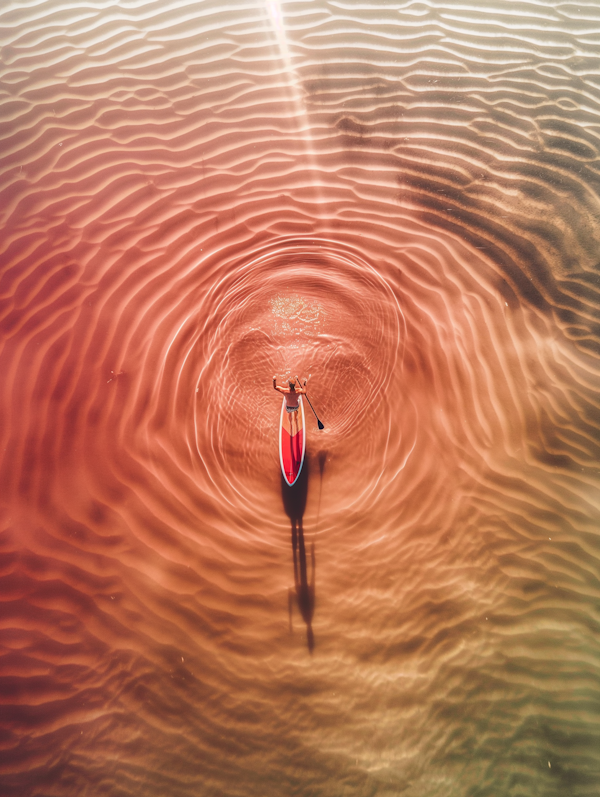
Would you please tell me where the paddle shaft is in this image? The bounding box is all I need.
[303,382,324,430]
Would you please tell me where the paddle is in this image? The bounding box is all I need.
[302,379,324,430]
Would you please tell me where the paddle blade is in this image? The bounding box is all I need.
[318,420,324,430]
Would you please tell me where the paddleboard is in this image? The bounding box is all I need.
[279,395,306,486]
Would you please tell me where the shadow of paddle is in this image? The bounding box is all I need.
[314,449,328,530]
[281,461,315,653]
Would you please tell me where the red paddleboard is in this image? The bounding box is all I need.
[279,396,306,486]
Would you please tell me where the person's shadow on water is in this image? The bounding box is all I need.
[281,462,315,653]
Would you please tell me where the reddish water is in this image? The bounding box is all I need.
[1,1,600,795]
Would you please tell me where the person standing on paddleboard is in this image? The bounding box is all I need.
[273,375,306,433]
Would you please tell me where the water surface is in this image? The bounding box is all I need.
[1,1,600,795]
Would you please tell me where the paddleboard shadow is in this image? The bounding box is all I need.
[281,461,315,653]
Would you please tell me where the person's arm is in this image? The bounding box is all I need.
[273,376,286,394]
[295,376,307,395]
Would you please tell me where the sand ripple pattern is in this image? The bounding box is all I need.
[1,1,600,795]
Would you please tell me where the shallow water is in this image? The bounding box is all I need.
[1,1,600,795]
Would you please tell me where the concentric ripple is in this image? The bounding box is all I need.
[1,1,600,796]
